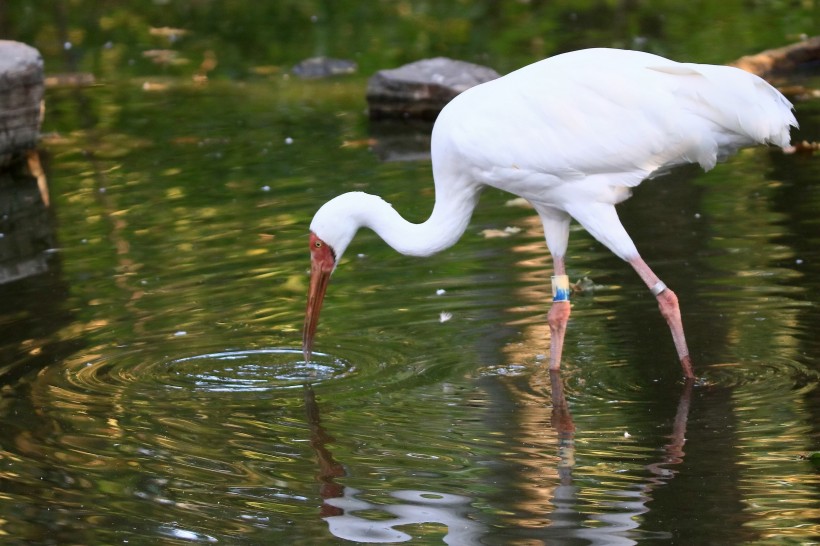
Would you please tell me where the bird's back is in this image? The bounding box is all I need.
[431,48,796,206]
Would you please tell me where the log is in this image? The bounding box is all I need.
[730,35,820,78]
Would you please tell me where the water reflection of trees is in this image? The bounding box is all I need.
[3,0,812,79]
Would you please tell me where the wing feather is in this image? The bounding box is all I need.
[432,48,796,204]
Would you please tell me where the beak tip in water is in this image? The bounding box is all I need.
[302,312,317,364]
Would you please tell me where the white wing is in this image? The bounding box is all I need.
[432,48,796,206]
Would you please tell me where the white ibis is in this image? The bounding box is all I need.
[303,48,796,378]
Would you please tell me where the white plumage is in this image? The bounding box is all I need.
[303,48,797,377]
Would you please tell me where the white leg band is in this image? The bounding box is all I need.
[650,281,667,296]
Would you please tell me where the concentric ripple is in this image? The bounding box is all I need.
[166,348,354,392]
[696,358,820,389]
[44,333,429,411]
[54,347,354,399]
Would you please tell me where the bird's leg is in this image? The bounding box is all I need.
[629,257,695,379]
[548,256,571,371]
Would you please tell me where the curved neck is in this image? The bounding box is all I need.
[356,182,480,257]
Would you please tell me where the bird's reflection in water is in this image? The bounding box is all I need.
[302,373,694,544]
[547,369,577,530]
[302,384,484,543]
[323,488,482,543]
[540,371,694,543]
[303,385,345,519]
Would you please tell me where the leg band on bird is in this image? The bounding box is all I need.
[552,275,571,302]
[650,280,667,297]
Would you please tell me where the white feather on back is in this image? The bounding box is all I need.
[432,48,796,206]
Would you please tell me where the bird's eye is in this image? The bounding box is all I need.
[314,241,322,248]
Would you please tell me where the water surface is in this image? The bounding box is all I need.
[1,3,820,544]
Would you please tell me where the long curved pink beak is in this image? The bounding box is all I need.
[302,232,336,362]
[302,258,331,362]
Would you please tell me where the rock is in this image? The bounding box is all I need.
[366,57,500,120]
[292,57,357,79]
[0,41,44,168]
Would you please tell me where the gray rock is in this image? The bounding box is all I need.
[366,57,499,120]
[0,41,44,167]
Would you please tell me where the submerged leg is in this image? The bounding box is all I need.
[630,257,694,379]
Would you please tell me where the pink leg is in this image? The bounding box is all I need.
[548,257,571,371]
[630,257,695,379]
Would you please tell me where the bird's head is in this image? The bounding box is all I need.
[301,194,362,362]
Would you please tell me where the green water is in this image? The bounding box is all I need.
[1,2,819,544]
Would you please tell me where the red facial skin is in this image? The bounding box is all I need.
[302,232,336,362]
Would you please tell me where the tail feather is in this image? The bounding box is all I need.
[679,63,797,149]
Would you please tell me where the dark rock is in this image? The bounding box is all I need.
[292,57,358,79]
[369,120,434,162]
[0,41,44,168]
[0,164,53,284]
[366,57,500,120]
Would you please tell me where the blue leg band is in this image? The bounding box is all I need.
[552,275,570,302]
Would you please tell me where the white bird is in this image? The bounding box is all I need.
[303,48,797,379]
